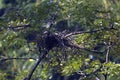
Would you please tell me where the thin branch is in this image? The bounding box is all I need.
[0,24,31,31]
[65,42,104,54]
[64,27,117,38]
[78,65,102,80]
[64,28,104,38]
[0,57,36,63]
[104,42,111,80]
[24,51,48,80]
[95,76,101,80]
[106,45,110,63]
[8,24,31,31]
[86,65,102,76]
[94,74,101,80]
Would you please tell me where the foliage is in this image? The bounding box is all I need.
[0,0,120,80]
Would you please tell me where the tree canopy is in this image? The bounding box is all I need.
[0,0,120,80]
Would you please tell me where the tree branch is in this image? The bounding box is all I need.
[64,27,117,38]
[0,24,31,31]
[104,42,111,80]
[78,65,102,79]
[106,45,110,63]
[0,57,36,63]
[65,42,104,54]
[24,51,48,80]
[8,24,31,31]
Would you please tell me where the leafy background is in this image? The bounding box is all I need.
[0,0,120,80]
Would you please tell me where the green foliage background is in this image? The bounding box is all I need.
[0,0,120,80]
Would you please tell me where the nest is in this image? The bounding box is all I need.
[37,31,74,52]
